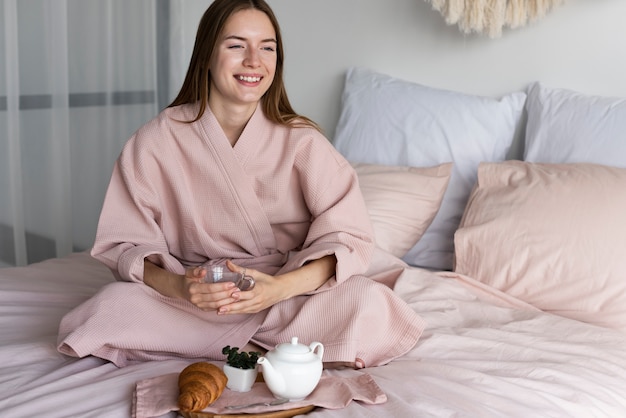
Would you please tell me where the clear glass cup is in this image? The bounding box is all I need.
[205,266,255,290]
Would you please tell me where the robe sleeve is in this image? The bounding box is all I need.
[276,132,375,285]
[90,132,185,283]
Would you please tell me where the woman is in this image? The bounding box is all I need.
[57,0,424,368]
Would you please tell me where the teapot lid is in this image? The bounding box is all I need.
[276,337,310,354]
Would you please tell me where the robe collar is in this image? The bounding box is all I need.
[198,102,270,167]
[195,102,278,257]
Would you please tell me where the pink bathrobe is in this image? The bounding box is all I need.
[57,103,425,367]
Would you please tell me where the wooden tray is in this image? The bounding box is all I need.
[179,371,315,417]
[179,405,315,418]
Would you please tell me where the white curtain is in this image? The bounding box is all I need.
[0,0,184,267]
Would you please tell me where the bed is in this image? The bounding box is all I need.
[2,67,626,417]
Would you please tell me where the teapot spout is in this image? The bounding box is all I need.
[257,356,286,394]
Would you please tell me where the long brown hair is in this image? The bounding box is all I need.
[168,0,320,131]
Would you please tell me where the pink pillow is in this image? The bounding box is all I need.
[353,163,452,258]
[454,161,626,332]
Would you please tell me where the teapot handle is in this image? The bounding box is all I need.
[310,341,324,360]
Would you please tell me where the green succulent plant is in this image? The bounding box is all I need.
[222,345,261,369]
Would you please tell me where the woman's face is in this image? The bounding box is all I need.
[208,8,277,114]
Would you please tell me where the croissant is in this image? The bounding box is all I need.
[177,362,228,412]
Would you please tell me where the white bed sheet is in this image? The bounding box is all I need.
[1,252,625,417]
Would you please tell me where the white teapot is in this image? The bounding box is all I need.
[257,337,324,401]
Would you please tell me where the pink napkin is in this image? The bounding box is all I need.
[133,369,387,418]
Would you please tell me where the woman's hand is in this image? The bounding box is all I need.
[214,261,288,315]
[144,255,336,314]
[143,260,241,312]
[216,256,336,315]
[186,265,244,311]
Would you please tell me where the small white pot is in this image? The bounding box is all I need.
[223,364,258,392]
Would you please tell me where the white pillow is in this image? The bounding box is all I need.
[524,82,626,166]
[334,67,526,270]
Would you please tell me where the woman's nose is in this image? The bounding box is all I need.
[243,49,260,67]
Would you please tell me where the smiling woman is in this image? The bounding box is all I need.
[168,0,318,133]
[206,8,278,144]
[57,0,425,372]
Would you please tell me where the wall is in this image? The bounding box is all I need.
[175,0,626,155]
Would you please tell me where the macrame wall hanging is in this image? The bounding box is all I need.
[425,0,566,38]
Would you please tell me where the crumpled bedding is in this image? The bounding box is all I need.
[1,252,625,417]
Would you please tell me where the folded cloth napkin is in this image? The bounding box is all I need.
[133,369,387,418]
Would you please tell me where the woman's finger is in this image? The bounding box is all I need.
[188,281,241,310]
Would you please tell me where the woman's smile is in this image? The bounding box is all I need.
[236,74,263,84]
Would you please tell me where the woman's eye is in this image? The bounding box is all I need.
[262,46,276,52]
[227,44,244,49]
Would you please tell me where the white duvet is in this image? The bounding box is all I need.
[1,252,625,417]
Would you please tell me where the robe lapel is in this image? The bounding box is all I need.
[231,105,271,167]
[196,106,276,256]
